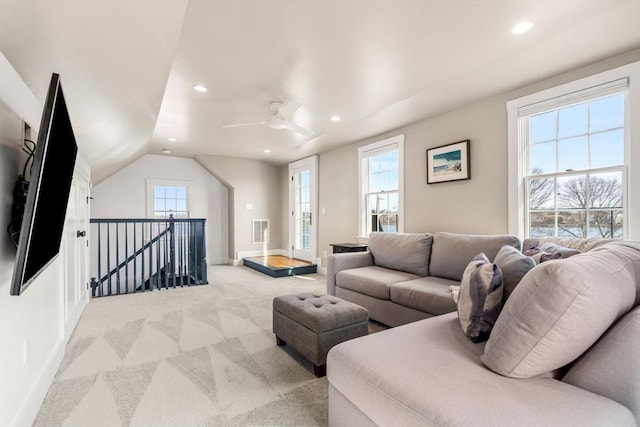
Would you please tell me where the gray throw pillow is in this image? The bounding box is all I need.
[540,242,582,258]
[482,244,638,378]
[457,253,503,343]
[524,246,562,264]
[522,238,539,252]
[494,245,535,302]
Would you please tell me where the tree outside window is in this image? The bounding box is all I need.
[526,92,625,239]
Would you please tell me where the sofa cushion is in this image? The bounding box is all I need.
[562,306,640,424]
[390,276,459,316]
[494,245,535,301]
[457,253,503,343]
[541,241,582,258]
[368,232,433,276]
[327,312,637,427]
[336,266,419,300]
[482,244,639,378]
[429,232,520,281]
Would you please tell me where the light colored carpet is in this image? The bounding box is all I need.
[34,266,386,427]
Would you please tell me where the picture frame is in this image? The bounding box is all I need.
[426,140,470,184]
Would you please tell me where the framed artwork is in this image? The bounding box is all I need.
[426,140,470,184]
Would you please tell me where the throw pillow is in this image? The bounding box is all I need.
[524,246,561,264]
[540,242,582,258]
[522,238,539,252]
[481,244,638,378]
[457,253,503,343]
[493,245,536,302]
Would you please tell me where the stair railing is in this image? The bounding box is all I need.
[89,217,207,297]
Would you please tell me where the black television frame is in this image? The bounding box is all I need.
[10,73,78,295]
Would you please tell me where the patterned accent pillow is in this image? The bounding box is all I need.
[457,253,504,343]
[540,242,582,258]
[524,246,562,264]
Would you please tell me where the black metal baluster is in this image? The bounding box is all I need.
[156,222,161,290]
[107,223,112,296]
[170,219,175,288]
[116,222,121,295]
[133,222,137,293]
[97,223,103,297]
[178,221,184,287]
[149,222,154,290]
[124,222,129,293]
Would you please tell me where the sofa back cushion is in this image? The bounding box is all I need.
[562,306,640,424]
[482,243,640,378]
[368,232,433,277]
[429,232,521,281]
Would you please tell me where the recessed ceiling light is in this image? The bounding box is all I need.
[264,149,271,153]
[193,84,208,92]
[511,20,534,34]
[162,148,172,154]
[331,115,341,122]
[168,137,177,142]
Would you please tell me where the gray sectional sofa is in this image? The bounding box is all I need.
[327,232,520,326]
[326,236,640,426]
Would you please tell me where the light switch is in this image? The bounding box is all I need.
[245,203,253,210]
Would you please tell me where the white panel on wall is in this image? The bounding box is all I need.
[252,219,269,244]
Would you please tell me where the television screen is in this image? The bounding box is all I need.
[10,73,78,295]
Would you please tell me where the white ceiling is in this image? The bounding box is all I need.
[1,0,639,183]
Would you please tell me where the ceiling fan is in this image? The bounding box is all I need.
[222,101,313,137]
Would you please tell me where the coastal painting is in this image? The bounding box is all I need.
[427,140,470,184]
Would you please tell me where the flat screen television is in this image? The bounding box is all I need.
[10,73,78,295]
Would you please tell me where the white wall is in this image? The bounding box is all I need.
[196,155,283,260]
[91,154,229,264]
[0,51,90,427]
[315,49,640,267]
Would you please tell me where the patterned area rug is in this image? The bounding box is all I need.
[34,266,384,427]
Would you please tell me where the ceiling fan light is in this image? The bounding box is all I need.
[267,115,287,129]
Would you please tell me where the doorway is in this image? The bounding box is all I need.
[288,155,318,263]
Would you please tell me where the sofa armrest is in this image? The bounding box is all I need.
[326,252,374,295]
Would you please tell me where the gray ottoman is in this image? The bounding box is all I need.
[273,292,369,377]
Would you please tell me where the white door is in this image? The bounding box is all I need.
[62,172,91,340]
[64,181,78,324]
[289,156,318,262]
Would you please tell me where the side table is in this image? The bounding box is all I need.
[330,243,369,254]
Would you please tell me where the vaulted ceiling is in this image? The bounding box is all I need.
[1,0,639,183]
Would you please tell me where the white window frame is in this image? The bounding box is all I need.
[146,179,193,219]
[507,61,640,240]
[357,134,405,239]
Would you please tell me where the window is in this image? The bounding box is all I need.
[358,135,404,237]
[152,184,188,218]
[507,62,640,240]
[294,170,311,250]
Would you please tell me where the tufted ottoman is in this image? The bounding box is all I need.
[273,292,369,377]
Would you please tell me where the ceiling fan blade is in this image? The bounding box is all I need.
[278,101,301,118]
[221,121,267,129]
[285,120,313,137]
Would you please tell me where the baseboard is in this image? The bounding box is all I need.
[12,296,89,427]
[11,338,65,427]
